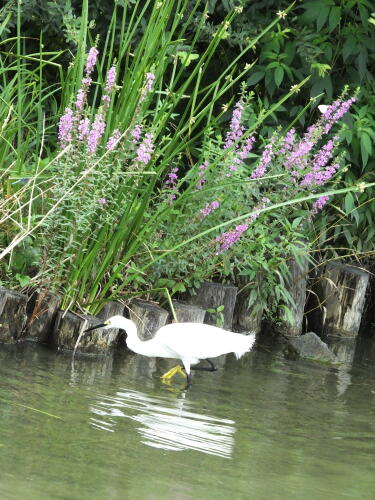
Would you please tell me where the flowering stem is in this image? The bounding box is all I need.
[101,182,375,301]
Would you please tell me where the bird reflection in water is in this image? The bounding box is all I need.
[90,389,235,458]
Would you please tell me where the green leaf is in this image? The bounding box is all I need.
[15,273,31,287]
[292,217,304,228]
[358,48,368,80]
[176,51,199,67]
[361,132,372,154]
[361,133,372,166]
[247,71,265,86]
[344,192,354,214]
[342,35,357,61]
[274,66,284,87]
[365,226,375,243]
[358,4,369,29]
[343,229,353,246]
[173,282,186,293]
[328,6,341,32]
[321,75,333,99]
[316,7,330,31]
[266,61,280,70]
[352,207,360,226]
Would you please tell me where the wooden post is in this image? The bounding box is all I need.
[277,256,308,337]
[97,301,125,338]
[52,310,119,354]
[308,262,369,337]
[25,291,61,342]
[129,299,168,340]
[188,282,238,330]
[172,301,205,323]
[0,287,28,343]
[234,273,264,333]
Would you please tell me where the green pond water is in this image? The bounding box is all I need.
[0,333,374,500]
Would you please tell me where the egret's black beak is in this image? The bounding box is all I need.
[84,323,107,333]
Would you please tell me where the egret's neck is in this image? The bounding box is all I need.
[122,318,151,356]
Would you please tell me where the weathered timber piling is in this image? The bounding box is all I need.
[188,282,238,330]
[308,262,369,337]
[97,301,125,337]
[236,303,262,334]
[0,287,28,343]
[172,301,205,323]
[25,291,61,342]
[129,299,168,340]
[234,274,264,333]
[52,311,119,354]
[277,256,308,337]
[234,296,262,333]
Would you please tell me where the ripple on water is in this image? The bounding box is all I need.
[90,389,235,458]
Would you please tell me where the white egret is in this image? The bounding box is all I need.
[84,315,256,387]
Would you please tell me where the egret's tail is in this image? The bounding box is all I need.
[233,332,256,359]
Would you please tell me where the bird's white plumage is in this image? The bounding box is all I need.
[102,315,256,380]
[154,322,255,360]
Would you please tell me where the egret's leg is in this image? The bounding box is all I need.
[160,365,186,381]
[182,360,192,390]
[191,358,217,372]
[185,372,192,389]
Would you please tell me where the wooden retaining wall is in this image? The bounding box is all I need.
[0,262,371,352]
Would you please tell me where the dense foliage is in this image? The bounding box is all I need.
[2,0,374,254]
[0,0,374,322]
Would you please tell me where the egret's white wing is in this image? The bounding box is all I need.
[155,323,255,360]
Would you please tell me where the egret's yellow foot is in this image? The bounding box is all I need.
[161,365,186,381]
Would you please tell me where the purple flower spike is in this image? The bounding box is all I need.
[224,101,245,149]
[311,195,329,215]
[105,66,117,94]
[81,77,92,87]
[75,89,85,112]
[102,66,117,107]
[87,112,105,154]
[164,167,179,204]
[200,200,220,217]
[58,107,74,146]
[140,72,156,103]
[85,47,99,76]
[251,141,274,179]
[283,139,314,172]
[131,125,143,142]
[136,133,154,165]
[78,118,90,140]
[239,135,256,159]
[300,162,339,187]
[196,161,208,190]
[280,128,295,154]
[146,72,155,92]
[106,129,121,151]
[216,223,249,254]
[98,198,106,205]
[166,167,179,186]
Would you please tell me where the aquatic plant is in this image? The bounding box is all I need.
[1,0,374,320]
[19,0,300,313]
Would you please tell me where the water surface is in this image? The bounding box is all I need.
[0,333,374,499]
